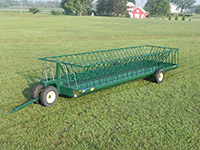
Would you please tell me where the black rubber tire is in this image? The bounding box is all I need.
[39,86,58,107]
[154,69,164,84]
[32,84,44,104]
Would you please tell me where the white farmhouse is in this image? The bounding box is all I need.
[170,3,181,13]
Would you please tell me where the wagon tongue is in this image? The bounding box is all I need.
[8,97,39,113]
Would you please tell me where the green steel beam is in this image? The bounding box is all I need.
[8,97,39,114]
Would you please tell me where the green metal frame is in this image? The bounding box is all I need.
[8,45,180,113]
[39,45,180,97]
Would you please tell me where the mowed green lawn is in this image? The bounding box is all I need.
[0,12,200,149]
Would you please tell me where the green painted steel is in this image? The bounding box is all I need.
[8,45,180,113]
[39,45,180,97]
[8,97,39,113]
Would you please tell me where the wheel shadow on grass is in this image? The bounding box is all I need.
[144,76,155,83]
[9,69,42,113]
[16,69,41,102]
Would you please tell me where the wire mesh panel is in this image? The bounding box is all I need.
[39,45,180,90]
[40,61,57,81]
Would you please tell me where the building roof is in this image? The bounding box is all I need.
[132,7,147,13]
[137,7,147,13]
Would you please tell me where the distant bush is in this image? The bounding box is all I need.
[182,15,185,21]
[29,7,40,14]
[125,12,130,18]
[189,18,191,21]
[168,15,171,20]
[51,10,61,16]
[175,15,178,20]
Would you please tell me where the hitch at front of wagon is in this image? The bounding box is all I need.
[9,45,180,113]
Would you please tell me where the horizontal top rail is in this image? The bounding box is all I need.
[39,45,180,67]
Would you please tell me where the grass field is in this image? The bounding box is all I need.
[0,12,200,149]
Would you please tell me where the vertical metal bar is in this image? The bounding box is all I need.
[175,51,177,65]
[41,61,45,80]
[141,46,145,55]
[119,49,123,59]
[124,48,130,58]
[44,62,48,81]
[50,62,54,80]
[63,64,71,87]
[108,50,114,60]
[127,48,133,57]
[96,51,103,63]
[93,52,99,63]
[55,62,61,93]
[85,53,90,65]
[65,56,71,64]
[135,47,140,56]
[80,54,87,66]
[131,48,136,56]
[89,53,95,64]
[76,55,82,65]
[121,48,126,58]
[112,50,118,60]
[138,47,143,55]
[101,51,107,61]
[71,55,77,65]
[110,50,117,60]
[178,50,179,64]
[72,66,78,88]
[60,76,63,85]
[56,63,60,80]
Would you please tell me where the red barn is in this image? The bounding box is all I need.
[131,7,147,19]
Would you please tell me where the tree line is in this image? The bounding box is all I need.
[60,0,133,16]
[0,0,60,8]
[144,0,196,16]
[96,0,128,16]
[1,0,198,16]
[60,0,94,16]
[61,0,197,16]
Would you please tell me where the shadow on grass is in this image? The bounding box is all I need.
[144,76,155,83]
[8,69,43,113]
[16,68,41,100]
[9,69,42,113]
[9,69,44,113]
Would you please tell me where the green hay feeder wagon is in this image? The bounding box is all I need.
[9,45,180,113]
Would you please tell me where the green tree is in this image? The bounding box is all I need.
[97,0,113,15]
[182,14,185,20]
[169,0,196,12]
[194,5,200,14]
[61,0,93,16]
[144,0,153,12]
[175,14,178,20]
[113,0,128,16]
[144,0,170,16]
[97,0,128,16]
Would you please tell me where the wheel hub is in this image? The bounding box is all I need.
[159,72,164,81]
[46,91,56,103]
